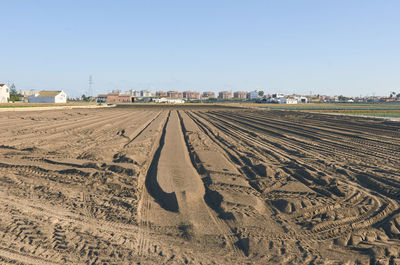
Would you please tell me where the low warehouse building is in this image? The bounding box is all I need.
[28,90,67,103]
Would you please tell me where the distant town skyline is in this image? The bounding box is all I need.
[10,84,399,99]
[1,0,399,98]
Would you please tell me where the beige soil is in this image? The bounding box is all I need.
[0,106,399,264]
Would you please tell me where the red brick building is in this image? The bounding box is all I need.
[234,91,247,99]
[156,91,168,97]
[183,91,201,100]
[202,91,216,99]
[218,91,233,100]
[167,91,183,99]
[106,94,132,103]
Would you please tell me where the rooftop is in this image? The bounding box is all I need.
[36,91,62,97]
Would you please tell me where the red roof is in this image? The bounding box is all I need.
[0,84,5,87]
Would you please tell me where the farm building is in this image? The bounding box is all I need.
[28,90,67,103]
[0,84,10,103]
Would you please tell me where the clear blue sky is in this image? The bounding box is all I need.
[1,0,399,97]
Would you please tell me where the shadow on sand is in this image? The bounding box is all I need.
[144,111,179,212]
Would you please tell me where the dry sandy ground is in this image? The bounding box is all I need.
[0,106,399,264]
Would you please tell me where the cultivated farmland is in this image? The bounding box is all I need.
[260,103,400,118]
[0,106,399,264]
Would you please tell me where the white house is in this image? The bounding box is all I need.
[266,93,287,104]
[286,98,298,104]
[28,90,67,103]
[297,96,308,103]
[0,84,10,103]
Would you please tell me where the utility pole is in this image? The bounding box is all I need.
[88,75,93,97]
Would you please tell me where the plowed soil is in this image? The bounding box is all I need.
[0,106,399,264]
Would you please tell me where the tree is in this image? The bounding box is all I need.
[258,90,264,97]
[9,83,21,101]
[397,93,400,99]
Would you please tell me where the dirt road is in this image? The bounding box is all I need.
[0,106,399,264]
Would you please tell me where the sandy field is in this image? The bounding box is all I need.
[0,105,399,264]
